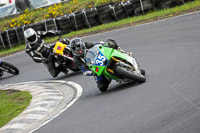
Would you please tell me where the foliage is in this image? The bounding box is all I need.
[0,0,123,32]
[0,0,200,57]
[1,0,199,32]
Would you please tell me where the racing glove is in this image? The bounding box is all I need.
[42,58,49,63]
[81,66,93,76]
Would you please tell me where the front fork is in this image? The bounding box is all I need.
[107,57,141,75]
[106,57,132,74]
[112,57,133,70]
[106,57,121,74]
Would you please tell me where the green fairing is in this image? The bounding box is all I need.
[86,45,127,80]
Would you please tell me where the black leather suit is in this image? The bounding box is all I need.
[25,31,69,77]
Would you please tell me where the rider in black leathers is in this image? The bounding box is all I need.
[24,28,70,77]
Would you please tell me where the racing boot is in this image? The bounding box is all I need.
[59,66,69,75]
[95,75,111,92]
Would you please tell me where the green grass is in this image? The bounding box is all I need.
[0,0,120,31]
[0,44,25,57]
[0,89,32,127]
[39,0,200,42]
[0,0,200,57]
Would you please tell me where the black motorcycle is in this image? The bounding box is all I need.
[0,60,19,77]
[51,33,80,74]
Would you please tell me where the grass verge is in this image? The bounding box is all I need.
[0,89,32,127]
[0,44,25,57]
[0,0,200,57]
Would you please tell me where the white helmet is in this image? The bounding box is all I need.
[24,28,38,44]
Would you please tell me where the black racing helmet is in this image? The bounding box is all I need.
[70,38,85,57]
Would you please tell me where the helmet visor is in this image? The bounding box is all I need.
[27,34,36,43]
[74,47,84,56]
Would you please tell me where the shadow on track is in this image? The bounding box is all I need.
[105,82,142,94]
[54,71,82,80]
[83,81,145,99]
[0,75,17,81]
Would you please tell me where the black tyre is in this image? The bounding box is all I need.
[87,19,101,27]
[45,19,57,31]
[100,13,111,20]
[0,61,19,75]
[97,5,110,13]
[99,8,111,17]
[29,22,45,31]
[1,31,9,48]
[6,29,19,47]
[0,71,3,77]
[140,68,145,76]
[126,8,135,16]
[86,12,98,19]
[70,66,80,72]
[85,9,97,15]
[16,26,25,44]
[115,65,146,83]
[98,85,108,92]
[0,42,4,49]
[135,4,154,15]
[56,16,75,32]
[130,0,141,4]
[97,76,110,92]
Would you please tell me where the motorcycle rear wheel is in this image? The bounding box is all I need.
[0,61,19,75]
[70,66,81,72]
[115,66,146,83]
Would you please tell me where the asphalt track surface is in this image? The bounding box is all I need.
[1,11,200,133]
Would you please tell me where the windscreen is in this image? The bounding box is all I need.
[85,45,99,65]
[0,5,15,17]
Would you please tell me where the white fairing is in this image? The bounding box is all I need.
[127,56,140,73]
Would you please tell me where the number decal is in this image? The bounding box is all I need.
[95,54,106,66]
[96,60,103,66]
[98,55,106,61]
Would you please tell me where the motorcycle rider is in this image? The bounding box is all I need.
[24,28,70,77]
[70,38,133,90]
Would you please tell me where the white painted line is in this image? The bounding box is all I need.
[29,81,83,133]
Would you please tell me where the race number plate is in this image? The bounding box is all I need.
[94,51,107,66]
[53,42,67,55]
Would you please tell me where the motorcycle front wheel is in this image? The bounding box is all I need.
[0,61,19,75]
[140,67,145,76]
[115,66,146,83]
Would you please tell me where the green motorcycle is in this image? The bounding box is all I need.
[85,44,146,92]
